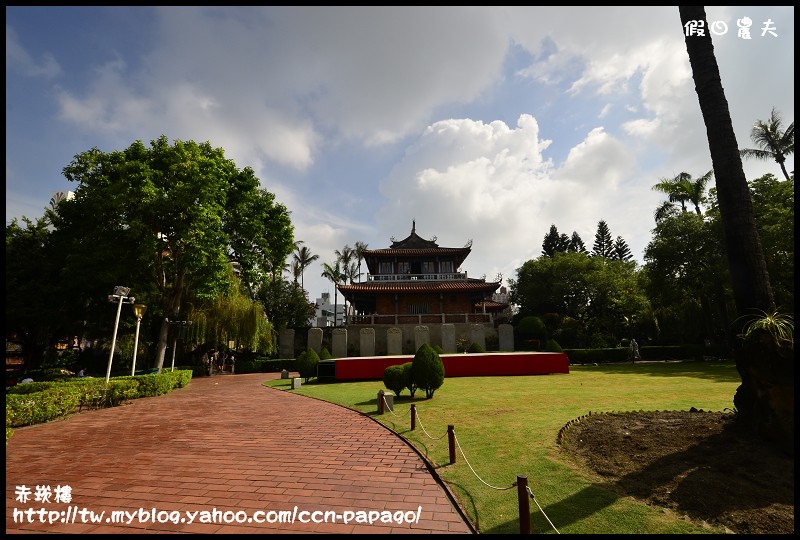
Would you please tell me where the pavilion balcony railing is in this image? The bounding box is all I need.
[366,272,467,282]
[348,313,494,325]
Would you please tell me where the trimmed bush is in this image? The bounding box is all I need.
[6,390,81,427]
[383,365,406,397]
[402,362,417,398]
[412,343,445,399]
[467,342,486,353]
[5,370,193,443]
[518,315,548,341]
[544,339,563,353]
[296,348,320,383]
[319,347,333,360]
[433,345,445,354]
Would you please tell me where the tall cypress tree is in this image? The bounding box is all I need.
[568,231,588,254]
[613,236,633,262]
[591,220,614,258]
[541,224,570,257]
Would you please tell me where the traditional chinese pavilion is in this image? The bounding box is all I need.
[338,221,503,325]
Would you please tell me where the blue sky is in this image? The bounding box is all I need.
[6,6,795,302]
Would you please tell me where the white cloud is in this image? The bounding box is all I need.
[6,5,794,301]
[5,25,61,78]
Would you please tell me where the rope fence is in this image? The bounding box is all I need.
[377,390,561,534]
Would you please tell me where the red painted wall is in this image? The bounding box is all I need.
[332,352,569,380]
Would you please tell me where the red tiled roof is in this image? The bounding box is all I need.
[338,280,500,294]
[475,300,508,309]
[364,247,470,257]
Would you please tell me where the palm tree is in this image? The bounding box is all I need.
[341,261,361,323]
[290,259,302,288]
[680,6,783,449]
[292,245,319,292]
[354,241,369,283]
[334,245,355,324]
[740,107,794,181]
[653,170,713,216]
[320,261,343,326]
[335,245,355,282]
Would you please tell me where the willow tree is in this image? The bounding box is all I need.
[187,281,276,354]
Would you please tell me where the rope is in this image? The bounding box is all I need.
[381,394,410,418]
[414,410,448,440]
[527,486,560,534]
[452,429,516,491]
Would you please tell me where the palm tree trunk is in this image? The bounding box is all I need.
[680,6,774,315]
[778,161,790,182]
[680,6,790,453]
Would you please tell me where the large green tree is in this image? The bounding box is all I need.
[739,107,794,181]
[509,251,652,348]
[6,216,66,368]
[256,277,315,331]
[679,6,788,451]
[746,174,794,310]
[51,136,295,370]
[644,212,733,344]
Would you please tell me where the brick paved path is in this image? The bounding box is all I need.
[5,373,474,534]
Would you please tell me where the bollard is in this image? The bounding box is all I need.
[383,391,394,412]
[411,404,416,431]
[517,475,530,534]
[377,389,385,414]
[448,425,456,464]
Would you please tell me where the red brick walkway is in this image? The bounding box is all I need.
[5,373,474,534]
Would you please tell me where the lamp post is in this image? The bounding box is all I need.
[130,303,147,376]
[105,286,135,383]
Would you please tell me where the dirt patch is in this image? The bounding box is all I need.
[558,410,794,534]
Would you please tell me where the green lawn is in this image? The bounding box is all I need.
[266,360,740,534]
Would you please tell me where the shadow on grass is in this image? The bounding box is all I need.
[480,482,619,534]
[571,359,739,383]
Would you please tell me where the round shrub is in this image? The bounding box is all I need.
[383,365,406,397]
[544,339,563,352]
[518,315,548,340]
[319,347,333,360]
[296,348,320,383]
[467,342,486,353]
[411,343,444,399]
[433,345,445,354]
[401,362,417,398]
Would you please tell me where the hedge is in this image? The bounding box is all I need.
[6,370,193,444]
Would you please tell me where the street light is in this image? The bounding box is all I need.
[130,304,147,376]
[106,286,135,383]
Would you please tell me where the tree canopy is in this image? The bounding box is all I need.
[46,136,295,369]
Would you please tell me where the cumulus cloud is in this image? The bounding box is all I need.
[5,25,61,78]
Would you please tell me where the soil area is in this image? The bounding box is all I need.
[558,410,794,534]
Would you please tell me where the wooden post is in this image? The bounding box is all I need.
[411,404,416,431]
[517,475,530,534]
[377,390,384,414]
[448,424,456,464]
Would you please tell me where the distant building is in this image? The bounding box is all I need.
[50,191,74,209]
[311,292,346,327]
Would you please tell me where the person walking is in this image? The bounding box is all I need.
[630,339,640,363]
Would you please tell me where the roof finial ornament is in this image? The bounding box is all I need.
[412,219,416,234]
